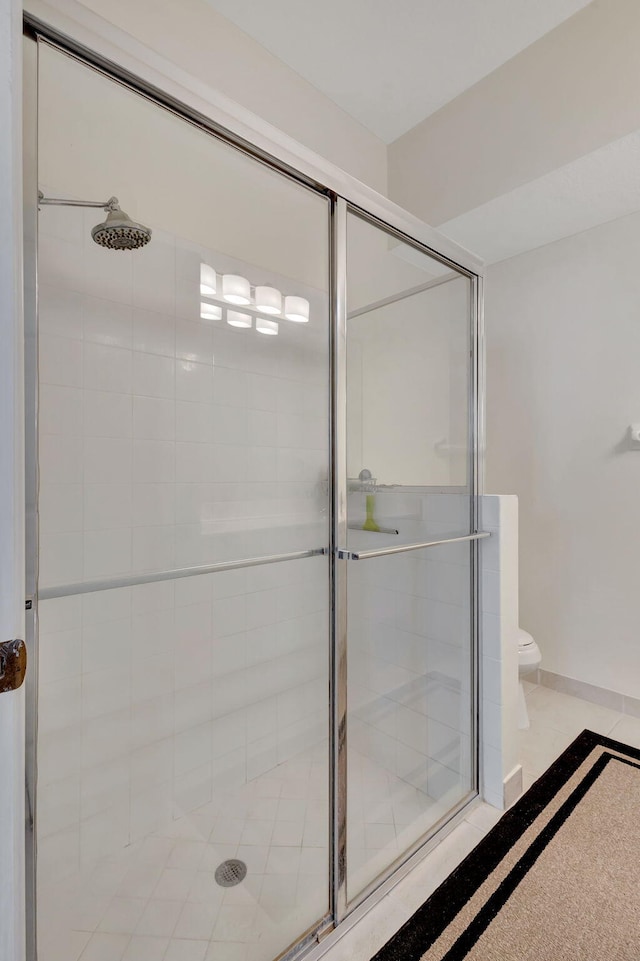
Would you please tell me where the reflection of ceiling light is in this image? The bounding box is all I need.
[222,274,251,305]
[256,318,278,336]
[284,295,309,323]
[200,262,310,329]
[255,285,282,315]
[227,310,252,328]
[200,302,222,320]
[200,263,217,296]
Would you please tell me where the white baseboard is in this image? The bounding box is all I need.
[539,669,640,718]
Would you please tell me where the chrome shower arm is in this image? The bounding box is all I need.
[38,191,119,211]
[38,191,151,250]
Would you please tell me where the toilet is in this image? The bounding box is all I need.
[517,628,542,729]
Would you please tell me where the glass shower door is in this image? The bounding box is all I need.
[342,207,479,905]
[27,29,485,961]
[33,40,331,961]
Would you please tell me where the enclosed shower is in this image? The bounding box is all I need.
[25,29,484,961]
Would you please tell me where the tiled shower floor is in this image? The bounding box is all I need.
[39,745,448,961]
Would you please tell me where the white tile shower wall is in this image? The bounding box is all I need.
[36,202,329,878]
[37,204,330,586]
[479,495,520,809]
[37,557,328,877]
[347,491,473,808]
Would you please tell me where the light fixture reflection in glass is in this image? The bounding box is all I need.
[256,318,278,336]
[200,302,222,320]
[222,273,251,305]
[200,263,217,296]
[284,295,310,323]
[227,310,252,328]
[255,285,282,315]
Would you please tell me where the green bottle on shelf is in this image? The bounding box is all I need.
[362,494,380,532]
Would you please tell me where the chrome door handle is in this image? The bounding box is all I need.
[337,530,491,560]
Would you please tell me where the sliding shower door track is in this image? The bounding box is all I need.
[38,547,327,600]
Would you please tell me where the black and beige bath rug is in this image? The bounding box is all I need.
[374,729,640,961]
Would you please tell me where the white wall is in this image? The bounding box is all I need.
[485,211,640,698]
[31,0,388,196]
[388,0,640,227]
[0,2,26,961]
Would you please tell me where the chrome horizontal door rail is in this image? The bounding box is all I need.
[338,531,490,561]
[38,547,327,600]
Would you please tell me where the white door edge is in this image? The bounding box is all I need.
[0,1,27,960]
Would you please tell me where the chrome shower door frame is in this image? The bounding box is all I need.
[332,199,484,920]
[22,14,485,961]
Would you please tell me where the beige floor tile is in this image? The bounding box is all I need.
[608,714,640,750]
[526,686,621,739]
[517,723,575,776]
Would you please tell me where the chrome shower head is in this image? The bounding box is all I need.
[38,192,152,251]
[91,197,152,251]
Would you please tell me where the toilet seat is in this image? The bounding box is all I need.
[517,628,535,650]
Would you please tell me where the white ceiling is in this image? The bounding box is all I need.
[204,0,594,142]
